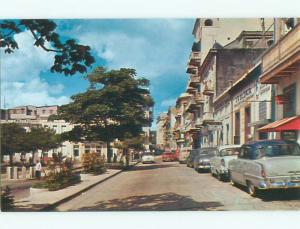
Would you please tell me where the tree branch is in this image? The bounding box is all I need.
[28,27,63,53]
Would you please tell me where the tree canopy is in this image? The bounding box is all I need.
[51,67,154,161]
[0,19,95,76]
[1,123,63,164]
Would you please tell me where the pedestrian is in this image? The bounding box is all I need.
[35,160,42,179]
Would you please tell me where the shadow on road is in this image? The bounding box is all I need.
[69,192,224,211]
[127,163,178,171]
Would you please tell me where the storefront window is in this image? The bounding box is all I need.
[234,112,240,144]
[281,131,297,141]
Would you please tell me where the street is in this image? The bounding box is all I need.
[56,158,300,211]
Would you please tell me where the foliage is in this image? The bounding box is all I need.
[1,186,15,211]
[1,123,63,164]
[51,67,154,161]
[43,154,80,191]
[0,19,95,75]
[81,152,107,175]
[114,135,146,151]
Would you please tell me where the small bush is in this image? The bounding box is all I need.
[41,156,81,191]
[1,186,15,211]
[82,152,107,175]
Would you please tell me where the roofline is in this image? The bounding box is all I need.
[192,19,200,36]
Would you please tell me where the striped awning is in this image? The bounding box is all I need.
[258,116,300,132]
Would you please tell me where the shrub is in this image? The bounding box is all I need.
[42,155,81,191]
[82,152,107,175]
[1,186,15,211]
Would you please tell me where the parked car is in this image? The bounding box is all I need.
[186,149,198,167]
[178,147,191,164]
[228,140,300,196]
[193,147,217,172]
[162,151,177,162]
[142,152,155,164]
[210,145,241,181]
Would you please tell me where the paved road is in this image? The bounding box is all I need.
[56,160,300,211]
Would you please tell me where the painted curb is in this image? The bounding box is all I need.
[41,161,140,211]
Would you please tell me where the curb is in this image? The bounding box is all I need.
[40,161,140,211]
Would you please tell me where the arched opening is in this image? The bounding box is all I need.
[204,19,213,26]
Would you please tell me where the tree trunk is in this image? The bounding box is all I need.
[124,148,130,167]
[107,142,112,163]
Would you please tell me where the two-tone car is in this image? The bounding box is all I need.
[210,145,241,181]
[193,147,217,172]
[142,152,155,164]
[228,140,300,196]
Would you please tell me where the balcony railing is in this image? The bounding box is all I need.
[195,92,205,104]
[261,23,300,83]
[188,52,201,66]
[202,84,214,96]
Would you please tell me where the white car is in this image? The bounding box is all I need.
[142,153,155,164]
[210,145,241,181]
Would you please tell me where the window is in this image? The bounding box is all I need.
[239,146,252,159]
[73,145,79,157]
[283,84,296,118]
[85,145,91,154]
[42,110,46,114]
[244,107,251,143]
[204,19,213,26]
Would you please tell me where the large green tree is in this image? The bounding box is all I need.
[1,123,27,164]
[1,123,63,164]
[0,19,94,75]
[51,67,154,162]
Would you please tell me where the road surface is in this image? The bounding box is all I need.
[56,160,300,211]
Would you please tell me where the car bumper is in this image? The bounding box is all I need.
[196,164,211,169]
[258,181,300,189]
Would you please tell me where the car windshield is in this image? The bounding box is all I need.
[143,153,153,156]
[255,143,300,158]
[220,148,240,156]
[200,149,217,156]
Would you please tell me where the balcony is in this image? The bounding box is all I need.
[186,64,197,74]
[202,83,214,96]
[185,98,198,113]
[188,51,201,67]
[260,23,300,84]
[195,92,205,104]
[186,86,197,94]
[186,120,200,134]
[188,75,200,88]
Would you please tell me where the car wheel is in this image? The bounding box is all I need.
[246,181,257,197]
[216,171,221,181]
[228,170,235,186]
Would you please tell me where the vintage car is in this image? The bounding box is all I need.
[178,147,191,164]
[228,140,300,196]
[193,147,218,172]
[162,151,177,162]
[210,145,241,181]
[142,152,155,164]
[186,149,198,167]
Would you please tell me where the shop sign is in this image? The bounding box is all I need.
[233,85,255,108]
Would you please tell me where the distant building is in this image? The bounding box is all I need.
[156,113,168,149]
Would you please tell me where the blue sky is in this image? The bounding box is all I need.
[1,19,194,128]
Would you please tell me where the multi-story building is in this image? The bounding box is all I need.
[214,62,273,146]
[156,113,168,149]
[259,18,300,144]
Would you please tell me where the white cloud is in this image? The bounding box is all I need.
[161,98,176,107]
[1,31,70,108]
[78,26,190,80]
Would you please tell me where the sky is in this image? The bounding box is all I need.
[1,19,195,129]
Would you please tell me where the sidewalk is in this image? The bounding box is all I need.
[13,169,122,211]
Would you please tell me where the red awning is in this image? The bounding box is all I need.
[258,116,300,132]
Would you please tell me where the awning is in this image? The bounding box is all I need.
[258,116,300,132]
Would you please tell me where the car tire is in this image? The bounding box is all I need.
[228,170,236,186]
[246,181,257,197]
[216,171,222,181]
